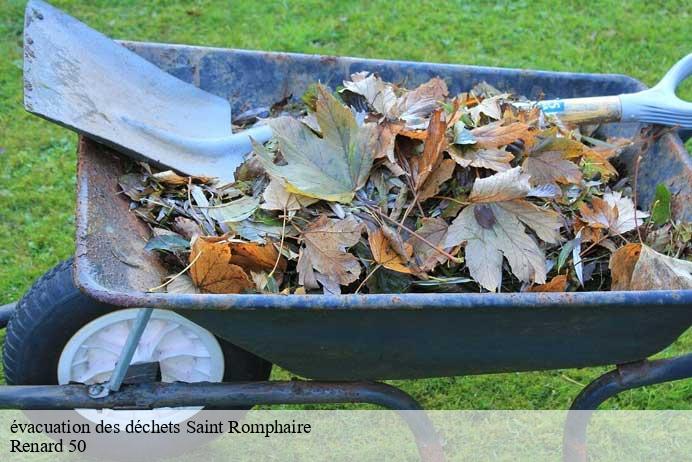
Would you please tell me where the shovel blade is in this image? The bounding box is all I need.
[23,1,242,180]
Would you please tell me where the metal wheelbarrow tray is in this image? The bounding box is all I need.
[74,42,692,383]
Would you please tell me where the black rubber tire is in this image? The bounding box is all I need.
[3,258,272,386]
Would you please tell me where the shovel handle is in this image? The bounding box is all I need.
[537,54,692,129]
[537,96,621,125]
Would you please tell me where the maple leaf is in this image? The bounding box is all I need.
[297,215,363,289]
[342,72,398,117]
[521,133,584,186]
[189,237,253,294]
[444,167,562,291]
[261,178,318,211]
[229,241,286,273]
[610,243,692,290]
[256,84,377,203]
[580,147,618,180]
[342,73,447,128]
[448,121,528,172]
[527,274,568,292]
[448,146,514,172]
[368,228,414,274]
[413,109,450,196]
[463,122,532,149]
[467,94,508,124]
[579,191,649,236]
[407,218,450,272]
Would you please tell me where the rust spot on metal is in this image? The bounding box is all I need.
[320,55,338,65]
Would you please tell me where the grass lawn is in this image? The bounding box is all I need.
[0,0,690,409]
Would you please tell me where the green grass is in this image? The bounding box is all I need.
[0,0,690,409]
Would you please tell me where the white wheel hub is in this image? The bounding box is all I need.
[58,309,225,423]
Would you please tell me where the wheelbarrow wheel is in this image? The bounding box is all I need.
[3,257,272,390]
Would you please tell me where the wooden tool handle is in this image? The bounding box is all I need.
[538,96,622,125]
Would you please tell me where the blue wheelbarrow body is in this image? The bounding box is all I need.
[74,43,692,381]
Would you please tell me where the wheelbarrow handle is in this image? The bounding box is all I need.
[537,54,692,129]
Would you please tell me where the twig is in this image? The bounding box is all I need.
[355,264,381,294]
[633,153,644,244]
[147,250,203,292]
[267,209,288,280]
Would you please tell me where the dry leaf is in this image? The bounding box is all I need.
[207,196,259,223]
[297,215,363,288]
[523,150,582,186]
[261,178,318,211]
[256,85,376,203]
[166,274,200,294]
[445,167,562,291]
[152,170,213,185]
[469,122,532,149]
[407,218,450,271]
[610,244,692,290]
[528,274,568,292]
[342,72,398,117]
[609,243,642,290]
[467,95,506,124]
[468,165,532,203]
[579,191,649,235]
[172,217,201,240]
[449,146,514,172]
[189,237,253,294]
[374,121,404,163]
[342,73,447,127]
[368,229,414,274]
[418,158,456,201]
[229,241,286,273]
[580,147,618,180]
[414,109,448,190]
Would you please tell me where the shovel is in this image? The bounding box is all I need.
[24,1,692,185]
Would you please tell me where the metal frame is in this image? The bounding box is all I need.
[563,353,692,462]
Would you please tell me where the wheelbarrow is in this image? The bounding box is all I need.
[2,13,692,462]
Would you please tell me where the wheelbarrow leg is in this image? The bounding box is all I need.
[89,307,154,397]
[563,353,692,462]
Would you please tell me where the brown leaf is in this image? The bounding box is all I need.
[189,237,253,294]
[609,243,642,290]
[229,241,286,273]
[580,147,618,180]
[398,129,428,140]
[414,109,447,190]
[470,122,532,149]
[449,146,514,172]
[297,215,363,288]
[469,166,532,203]
[418,158,456,201]
[368,229,414,274]
[528,274,568,292]
[610,244,692,290]
[523,150,582,186]
[374,121,404,162]
[152,170,213,185]
[172,217,201,240]
[579,192,649,236]
[407,218,450,272]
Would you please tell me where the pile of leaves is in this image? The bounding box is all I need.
[119,73,692,295]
